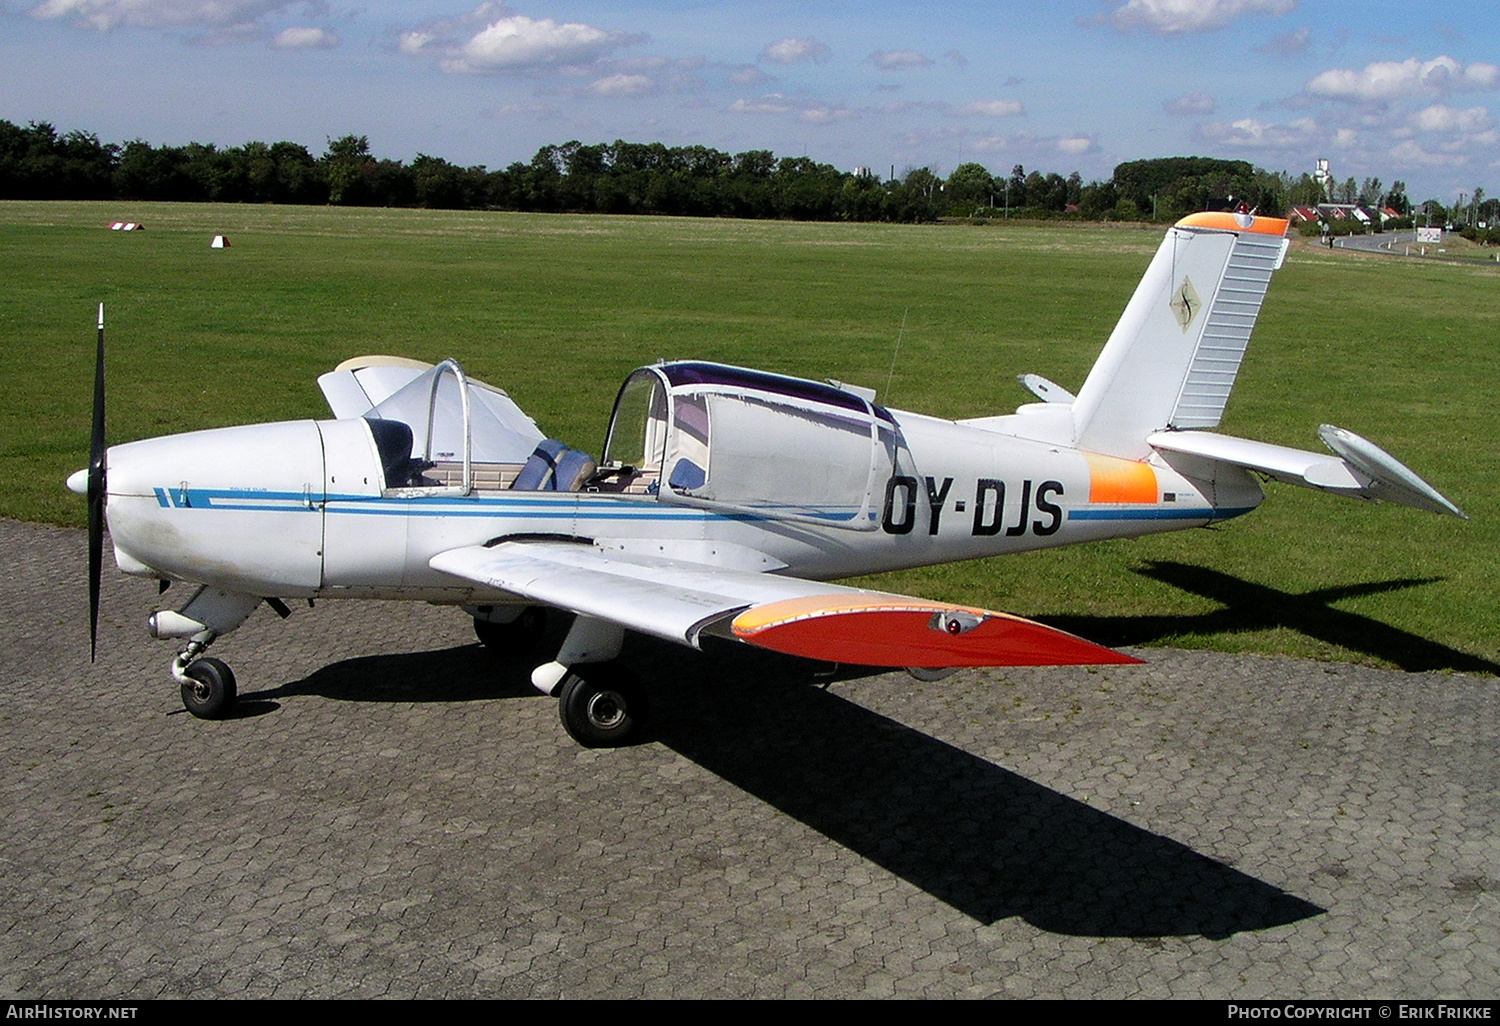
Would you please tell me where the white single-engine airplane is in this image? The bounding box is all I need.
[71,211,1464,746]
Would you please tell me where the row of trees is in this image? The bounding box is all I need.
[3,119,1489,229]
[0,122,937,221]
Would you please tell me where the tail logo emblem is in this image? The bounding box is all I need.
[1170,276,1200,332]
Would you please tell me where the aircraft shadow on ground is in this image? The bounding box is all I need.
[249,642,540,706]
[247,626,1322,937]
[632,638,1322,938]
[1045,561,1500,677]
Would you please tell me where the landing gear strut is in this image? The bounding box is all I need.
[530,615,646,747]
[150,586,262,720]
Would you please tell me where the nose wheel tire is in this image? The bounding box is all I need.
[558,667,647,748]
[181,657,237,719]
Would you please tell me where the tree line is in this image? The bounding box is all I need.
[2,119,1488,228]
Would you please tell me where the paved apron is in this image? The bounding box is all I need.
[1,520,1494,998]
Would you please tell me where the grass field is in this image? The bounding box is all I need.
[2,200,1495,671]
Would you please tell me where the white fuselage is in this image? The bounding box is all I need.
[103,409,1265,605]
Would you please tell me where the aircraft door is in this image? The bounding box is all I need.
[661,386,894,530]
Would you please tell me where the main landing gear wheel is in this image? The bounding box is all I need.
[181,657,237,719]
[558,666,647,748]
[473,607,547,656]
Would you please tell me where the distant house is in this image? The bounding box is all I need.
[1316,203,1371,224]
[1288,206,1320,224]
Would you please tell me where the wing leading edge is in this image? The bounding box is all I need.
[430,540,1139,668]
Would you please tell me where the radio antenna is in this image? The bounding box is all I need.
[884,307,909,403]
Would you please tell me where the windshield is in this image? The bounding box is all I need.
[603,369,669,470]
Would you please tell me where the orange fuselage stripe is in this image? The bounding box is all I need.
[1085,453,1158,504]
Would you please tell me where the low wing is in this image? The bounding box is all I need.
[430,540,1139,668]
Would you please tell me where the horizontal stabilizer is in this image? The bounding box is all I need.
[1148,426,1464,518]
[1018,373,1075,404]
[732,595,1142,668]
[1318,425,1466,518]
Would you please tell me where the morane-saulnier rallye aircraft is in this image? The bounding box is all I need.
[70,211,1465,747]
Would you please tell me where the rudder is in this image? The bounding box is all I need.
[1070,212,1289,459]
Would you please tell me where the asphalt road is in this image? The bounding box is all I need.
[1,519,1496,998]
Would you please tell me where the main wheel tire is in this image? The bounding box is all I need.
[181,657,237,719]
[473,607,547,657]
[558,666,647,748]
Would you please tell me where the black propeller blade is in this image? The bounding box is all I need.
[88,303,105,662]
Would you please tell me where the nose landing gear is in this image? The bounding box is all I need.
[149,586,263,720]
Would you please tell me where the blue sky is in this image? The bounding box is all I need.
[4,0,1498,204]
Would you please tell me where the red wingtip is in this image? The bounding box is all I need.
[732,596,1142,669]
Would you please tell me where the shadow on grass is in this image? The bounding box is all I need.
[1043,561,1500,677]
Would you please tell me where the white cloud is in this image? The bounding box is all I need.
[729,93,855,124]
[731,94,795,115]
[439,14,630,73]
[589,73,654,97]
[1412,104,1496,134]
[1198,115,1320,148]
[1097,0,1295,35]
[800,106,855,124]
[1389,139,1471,167]
[729,65,770,85]
[968,135,1010,154]
[272,25,337,49]
[494,102,559,118]
[964,131,1096,160]
[399,30,436,54]
[29,0,287,31]
[760,37,829,64]
[1165,91,1215,115]
[1257,25,1309,55]
[1307,56,1500,103]
[870,50,932,70]
[954,99,1024,117]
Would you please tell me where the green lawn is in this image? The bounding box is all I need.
[3,200,1494,671]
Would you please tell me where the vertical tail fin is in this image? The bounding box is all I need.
[1071,212,1289,459]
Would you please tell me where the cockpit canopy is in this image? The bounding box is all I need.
[364,359,544,466]
[604,362,899,530]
